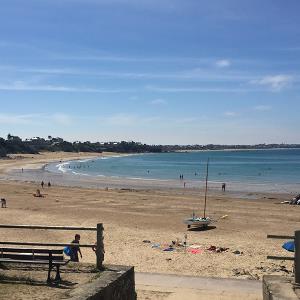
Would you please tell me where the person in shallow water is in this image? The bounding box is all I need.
[222,183,226,192]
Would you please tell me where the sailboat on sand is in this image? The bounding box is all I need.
[184,158,212,229]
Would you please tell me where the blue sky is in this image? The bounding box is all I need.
[0,0,299,144]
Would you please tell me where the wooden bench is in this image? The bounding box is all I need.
[0,247,70,282]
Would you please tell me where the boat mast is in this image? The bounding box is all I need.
[203,158,209,218]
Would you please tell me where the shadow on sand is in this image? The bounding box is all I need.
[187,225,216,232]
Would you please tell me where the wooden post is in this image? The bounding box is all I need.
[96,223,104,269]
[295,230,300,284]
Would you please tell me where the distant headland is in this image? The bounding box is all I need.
[1,134,299,158]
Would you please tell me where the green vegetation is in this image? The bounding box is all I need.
[1,134,299,158]
[0,134,162,157]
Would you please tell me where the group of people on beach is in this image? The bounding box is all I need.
[41,181,51,188]
[179,174,227,192]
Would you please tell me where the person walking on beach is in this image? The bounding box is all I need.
[1,198,6,208]
[70,234,82,262]
[48,181,51,187]
[41,181,44,188]
[222,183,226,192]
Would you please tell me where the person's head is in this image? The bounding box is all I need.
[75,234,81,242]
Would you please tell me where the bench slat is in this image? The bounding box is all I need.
[267,255,294,261]
[1,254,64,261]
[0,248,63,254]
[0,258,69,265]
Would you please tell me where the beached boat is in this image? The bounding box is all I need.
[184,215,212,228]
[183,158,212,229]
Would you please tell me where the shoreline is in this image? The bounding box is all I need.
[1,151,299,195]
[6,167,298,196]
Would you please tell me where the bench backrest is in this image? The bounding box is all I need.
[0,248,64,261]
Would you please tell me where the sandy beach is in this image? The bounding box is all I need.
[0,152,297,288]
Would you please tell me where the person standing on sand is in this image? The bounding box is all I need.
[1,198,6,208]
[70,234,82,262]
[222,183,226,192]
[41,181,44,188]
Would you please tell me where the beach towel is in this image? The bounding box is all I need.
[188,248,203,254]
[282,241,295,252]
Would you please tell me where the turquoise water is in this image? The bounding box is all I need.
[50,149,300,187]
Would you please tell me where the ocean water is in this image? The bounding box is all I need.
[47,149,300,191]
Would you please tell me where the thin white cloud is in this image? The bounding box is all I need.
[10,66,252,82]
[254,105,272,111]
[2,62,287,85]
[51,113,72,125]
[150,99,167,105]
[101,113,163,127]
[0,113,73,126]
[0,113,41,125]
[224,111,238,117]
[174,117,199,124]
[0,81,133,93]
[53,53,238,65]
[253,75,293,91]
[104,114,137,126]
[146,85,251,93]
[215,59,231,68]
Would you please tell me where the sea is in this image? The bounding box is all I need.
[46,149,300,193]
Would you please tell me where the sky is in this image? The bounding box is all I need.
[0,0,299,145]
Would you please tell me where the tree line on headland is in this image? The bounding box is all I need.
[0,134,299,158]
[0,134,162,157]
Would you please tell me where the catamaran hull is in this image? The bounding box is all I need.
[184,218,212,228]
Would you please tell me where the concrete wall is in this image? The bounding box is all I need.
[263,275,299,300]
[70,265,136,300]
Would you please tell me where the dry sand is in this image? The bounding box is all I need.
[0,152,297,284]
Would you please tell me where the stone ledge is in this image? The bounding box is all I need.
[69,265,136,300]
[263,275,299,300]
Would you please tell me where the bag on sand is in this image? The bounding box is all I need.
[63,246,72,256]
